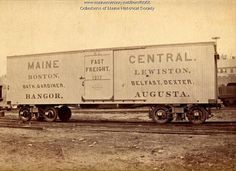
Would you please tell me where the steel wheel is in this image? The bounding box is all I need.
[150,106,170,124]
[187,106,207,124]
[19,107,32,121]
[43,107,58,122]
[58,106,71,122]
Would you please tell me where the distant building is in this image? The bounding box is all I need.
[217,55,236,85]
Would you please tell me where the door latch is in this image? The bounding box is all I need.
[79,76,85,80]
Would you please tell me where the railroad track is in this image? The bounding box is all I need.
[0,119,44,130]
[0,117,235,135]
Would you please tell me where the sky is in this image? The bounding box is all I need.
[0,0,236,76]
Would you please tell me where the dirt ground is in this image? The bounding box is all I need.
[0,109,235,171]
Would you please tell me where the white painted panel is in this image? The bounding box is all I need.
[83,51,113,100]
[7,42,217,105]
[7,52,84,104]
[114,43,216,103]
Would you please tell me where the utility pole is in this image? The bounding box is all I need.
[212,37,220,58]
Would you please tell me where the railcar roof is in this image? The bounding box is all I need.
[7,41,216,58]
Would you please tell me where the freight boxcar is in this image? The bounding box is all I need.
[6,42,219,124]
[217,65,236,107]
[218,83,236,106]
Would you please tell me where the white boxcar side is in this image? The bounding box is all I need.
[114,43,217,104]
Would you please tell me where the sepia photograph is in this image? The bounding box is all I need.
[0,0,235,170]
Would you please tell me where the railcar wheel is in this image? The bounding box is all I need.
[186,106,207,124]
[58,106,71,122]
[150,106,171,124]
[43,107,58,122]
[19,107,32,121]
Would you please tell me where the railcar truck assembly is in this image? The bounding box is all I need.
[6,42,219,124]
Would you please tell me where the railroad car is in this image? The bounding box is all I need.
[218,83,236,106]
[217,65,236,107]
[4,42,219,124]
